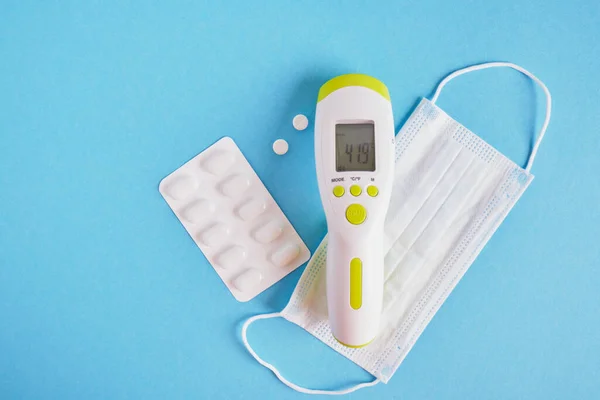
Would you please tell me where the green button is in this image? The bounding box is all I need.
[333,185,345,197]
[345,204,367,225]
[350,185,362,196]
[367,185,379,197]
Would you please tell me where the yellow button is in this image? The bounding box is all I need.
[333,185,345,197]
[350,185,362,196]
[345,204,367,225]
[350,258,362,310]
[367,185,379,197]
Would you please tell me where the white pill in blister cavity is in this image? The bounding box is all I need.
[253,220,284,244]
[181,199,215,224]
[272,139,288,155]
[163,174,197,200]
[271,243,301,267]
[216,245,247,269]
[236,198,266,221]
[292,114,309,131]
[219,174,251,198]
[233,268,263,292]
[201,151,235,176]
[197,223,230,247]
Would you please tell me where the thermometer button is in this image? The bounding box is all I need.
[333,185,345,197]
[350,185,362,196]
[367,185,379,197]
[345,204,367,225]
[350,258,363,310]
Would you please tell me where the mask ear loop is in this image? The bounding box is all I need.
[430,62,552,172]
[241,312,380,395]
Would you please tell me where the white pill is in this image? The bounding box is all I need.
[197,223,230,247]
[181,199,215,224]
[201,151,235,176]
[253,220,284,244]
[235,197,267,221]
[219,174,251,198]
[292,114,309,131]
[162,174,197,201]
[216,245,247,269]
[272,139,289,155]
[271,243,301,267]
[233,268,263,292]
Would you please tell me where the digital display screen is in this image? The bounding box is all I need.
[335,123,376,172]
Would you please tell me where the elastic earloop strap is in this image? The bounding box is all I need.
[430,62,552,172]
[241,312,380,395]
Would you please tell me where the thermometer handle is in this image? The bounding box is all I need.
[326,230,384,347]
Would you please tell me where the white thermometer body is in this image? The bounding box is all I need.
[314,74,395,347]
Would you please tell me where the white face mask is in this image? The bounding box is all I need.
[241,62,552,395]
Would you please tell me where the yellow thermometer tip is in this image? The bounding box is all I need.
[317,74,390,103]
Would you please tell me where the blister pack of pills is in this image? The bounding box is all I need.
[159,137,311,302]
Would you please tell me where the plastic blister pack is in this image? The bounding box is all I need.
[159,137,311,301]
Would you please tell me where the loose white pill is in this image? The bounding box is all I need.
[292,114,309,131]
[272,139,289,155]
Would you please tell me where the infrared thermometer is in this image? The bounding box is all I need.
[314,74,395,348]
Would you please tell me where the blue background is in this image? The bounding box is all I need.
[1,1,599,399]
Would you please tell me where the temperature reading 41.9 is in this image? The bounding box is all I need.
[344,143,372,165]
[336,123,376,172]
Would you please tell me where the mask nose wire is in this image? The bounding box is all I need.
[430,62,552,172]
